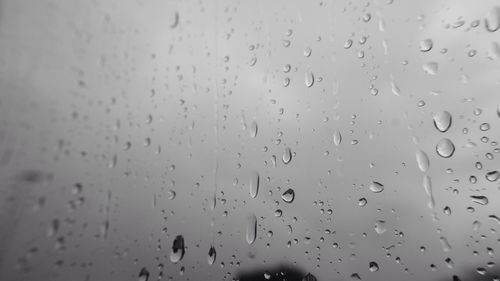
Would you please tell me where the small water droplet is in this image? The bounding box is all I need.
[138,267,150,281]
[486,171,500,182]
[207,246,216,265]
[170,235,185,263]
[369,181,384,193]
[436,138,455,158]
[369,261,379,272]
[423,62,439,75]
[433,111,452,132]
[420,39,433,52]
[249,171,260,198]
[375,220,387,234]
[305,70,315,87]
[281,188,295,203]
[304,47,312,57]
[249,121,258,138]
[246,214,257,245]
[358,198,367,207]
[415,150,430,172]
[485,6,500,32]
[282,147,292,164]
[302,273,317,281]
[333,130,342,146]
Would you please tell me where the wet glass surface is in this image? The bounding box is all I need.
[1,0,500,280]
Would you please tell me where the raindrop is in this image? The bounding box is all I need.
[470,195,489,205]
[369,182,384,193]
[207,246,216,265]
[423,62,438,75]
[486,171,499,182]
[420,39,433,52]
[249,171,260,198]
[480,123,490,131]
[249,121,258,138]
[282,147,292,164]
[302,273,317,281]
[344,39,353,49]
[304,47,312,57]
[375,220,387,234]
[369,261,379,272]
[436,138,455,158]
[485,6,500,32]
[440,236,452,252]
[246,214,257,245]
[281,188,295,203]
[305,70,315,88]
[423,175,435,208]
[415,150,430,172]
[333,130,342,146]
[138,267,150,281]
[433,111,452,132]
[170,235,185,263]
[358,198,367,207]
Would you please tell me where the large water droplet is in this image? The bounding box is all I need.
[369,182,384,193]
[375,220,387,234]
[249,171,260,198]
[170,235,185,263]
[423,62,438,75]
[470,195,489,205]
[305,70,314,87]
[420,39,433,52]
[333,130,342,146]
[436,138,455,158]
[485,6,500,32]
[138,267,150,281]
[433,111,452,132]
[207,246,216,265]
[282,147,292,164]
[249,121,258,138]
[246,214,257,245]
[281,188,295,203]
[415,150,430,172]
[486,171,500,182]
[369,261,379,272]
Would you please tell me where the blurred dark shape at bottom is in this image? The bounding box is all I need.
[235,263,314,281]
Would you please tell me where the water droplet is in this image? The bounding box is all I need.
[415,150,430,172]
[489,215,500,225]
[369,182,384,193]
[305,70,315,88]
[423,175,435,208]
[369,261,379,272]
[423,62,438,75]
[249,57,257,66]
[439,236,452,252]
[486,171,500,182]
[470,195,489,205]
[485,6,500,32]
[488,42,500,60]
[207,246,216,265]
[420,39,433,52]
[138,267,150,281]
[282,147,292,164]
[281,188,295,203]
[246,214,257,245]
[358,198,367,207]
[249,171,260,198]
[375,220,387,234]
[304,47,312,57]
[344,39,353,49]
[433,111,452,132]
[167,190,176,200]
[443,206,451,215]
[333,130,342,146]
[170,235,185,263]
[249,121,258,138]
[480,123,490,131]
[302,273,317,281]
[436,138,455,158]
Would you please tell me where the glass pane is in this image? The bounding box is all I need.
[0,1,499,281]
